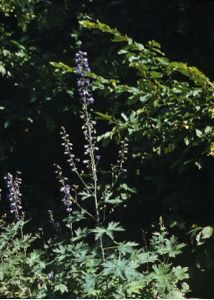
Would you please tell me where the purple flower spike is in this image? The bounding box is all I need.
[60,184,73,213]
[75,51,94,105]
[4,172,23,220]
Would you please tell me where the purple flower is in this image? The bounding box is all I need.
[60,185,71,195]
[48,271,55,280]
[75,51,94,105]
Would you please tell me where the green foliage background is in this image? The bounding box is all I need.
[0,0,213,298]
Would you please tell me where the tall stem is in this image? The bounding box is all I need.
[75,51,105,262]
[83,103,105,261]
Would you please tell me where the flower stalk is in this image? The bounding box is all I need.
[75,50,105,261]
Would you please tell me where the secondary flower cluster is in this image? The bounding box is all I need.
[54,164,73,213]
[75,51,94,105]
[60,126,78,173]
[4,172,23,219]
[111,138,128,184]
[60,185,73,213]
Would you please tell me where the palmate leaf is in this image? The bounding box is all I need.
[82,273,97,296]
[165,236,186,258]
[126,280,146,296]
[106,221,125,235]
[137,251,158,264]
[91,227,106,240]
[172,266,189,282]
[103,191,123,205]
[152,263,172,278]
[54,284,68,294]
[150,263,189,298]
[72,228,89,241]
[151,263,174,292]
[79,190,92,200]
[91,222,124,240]
[26,250,44,267]
[117,241,138,255]
[102,258,139,280]
[64,211,86,223]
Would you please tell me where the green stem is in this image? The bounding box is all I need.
[83,102,105,262]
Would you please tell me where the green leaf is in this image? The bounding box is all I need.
[204,126,213,134]
[95,112,113,121]
[50,61,74,73]
[104,196,123,204]
[72,228,89,241]
[82,274,96,294]
[172,266,189,281]
[166,290,184,299]
[92,222,124,240]
[201,226,213,239]
[127,280,146,296]
[91,227,106,240]
[184,137,190,146]
[79,191,92,200]
[195,129,203,137]
[121,112,128,121]
[102,258,138,279]
[138,252,158,264]
[107,222,124,232]
[66,89,74,97]
[54,284,68,294]
[65,211,86,223]
[0,65,6,76]
[166,236,186,258]
[79,20,130,43]
[26,251,41,267]
[117,242,138,254]
[196,226,213,245]
[139,94,151,103]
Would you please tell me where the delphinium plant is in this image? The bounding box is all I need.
[49,51,190,299]
[0,172,49,298]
